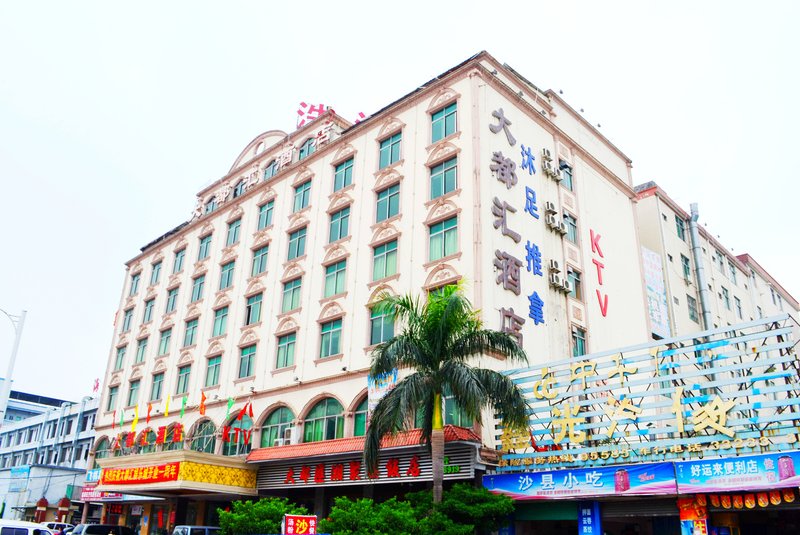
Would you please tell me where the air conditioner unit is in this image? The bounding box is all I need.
[557,221,568,235]
[544,201,557,214]
[541,148,552,160]
[545,214,559,229]
[284,426,299,445]
[548,259,561,272]
[561,279,573,294]
[549,273,563,288]
[273,438,286,447]
[551,168,563,181]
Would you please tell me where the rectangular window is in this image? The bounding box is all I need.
[205,356,221,387]
[121,308,133,332]
[735,296,743,319]
[370,307,394,345]
[127,381,140,407]
[239,345,256,378]
[333,158,354,192]
[429,217,458,261]
[571,327,586,357]
[134,337,147,363]
[567,269,582,300]
[129,273,140,296]
[276,333,296,368]
[183,319,198,347]
[114,347,126,371]
[431,102,456,142]
[252,245,269,276]
[198,234,212,260]
[715,250,725,272]
[143,299,155,323]
[379,132,402,169]
[287,227,307,260]
[687,295,699,323]
[245,294,262,325]
[293,180,311,212]
[560,161,573,191]
[176,365,191,395]
[376,184,400,222]
[681,254,692,281]
[158,328,172,356]
[329,207,350,243]
[150,373,164,401]
[219,261,235,290]
[728,261,737,284]
[165,288,179,313]
[430,156,457,199]
[150,262,162,286]
[212,307,228,337]
[282,278,302,313]
[191,275,205,302]
[563,213,578,244]
[258,200,274,229]
[320,319,342,358]
[675,215,686,241]
[722,287,731,310]
[226,219,241,246]
[373,240,398,281]
[107,386,118,411]
[173,249,185,274]
[324,260,347,297]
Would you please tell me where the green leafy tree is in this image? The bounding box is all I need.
[437,483,515,533]
[218,497,308,535]
[365,285,530,503]
[318,496,418,535]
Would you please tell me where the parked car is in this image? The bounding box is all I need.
[172,526,220,535]
[67,526,134,535]
[42,524,73,534]
[0,520,54,535]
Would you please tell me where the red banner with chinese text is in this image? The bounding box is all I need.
[100,462,181,485]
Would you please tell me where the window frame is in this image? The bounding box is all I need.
[258,200,274,230]
[287,227,307,260]
[158,328,172,356]
[429,156,457,200]
[150,262,162,286]
[333,158,354,192]
[319,319,343,358]
[219,261,236,290]
[191,275,205,302]
[281,278,302,313]
[376,184,400,222]
[245,293,262,325]
[428,216,458,261]
[173,249,186,274]
[176,365,191,395]
[431,102,457,143]
[238,345,256,378]
[378,132,402,169]
[150,373,164,401]
[276,332,297,369]
[252,245,269,276]
[372,239,398,281]
[324,260,347,298]
[226,219,241,247]
[205,356,222,387]
[328,206,351,243]
[198,234,212,261]
[183,318,198,347]
[212,306,228,337]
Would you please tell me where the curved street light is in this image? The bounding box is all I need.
[0,308,27,429]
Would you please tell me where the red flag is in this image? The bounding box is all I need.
[236,402,248,421]
[147,403,152,424]
[112,410,116,430]
[248,400,254,419]
[200,391,206,416]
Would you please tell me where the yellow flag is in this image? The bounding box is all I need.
[132,405,139,433]
[165,395,171,417]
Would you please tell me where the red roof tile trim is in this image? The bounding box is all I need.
[246,425,481,463]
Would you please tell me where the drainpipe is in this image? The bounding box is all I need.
[689,203,713,331]
[70,396,92,468]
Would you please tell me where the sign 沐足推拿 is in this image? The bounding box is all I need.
[675,450,800,493]
[483,462,677,500]
[100,462,180,485]
[496,315,797,470]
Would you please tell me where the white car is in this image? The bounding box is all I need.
[0,520,54,535]
[42,525,73,534]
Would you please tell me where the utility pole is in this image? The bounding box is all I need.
[0,309,27,429]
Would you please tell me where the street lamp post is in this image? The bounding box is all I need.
[0,309,27,429]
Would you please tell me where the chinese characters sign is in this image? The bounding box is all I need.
[284,514,318,535]
[675,450,800,493]
[100,462,180,485]
[484,462,676,499]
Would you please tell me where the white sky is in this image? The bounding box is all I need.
[1,1,798,402]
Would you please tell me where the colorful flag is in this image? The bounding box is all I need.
[226,397,235,419]
[200,392,206,416]
[132,406,139,434]
[165,395,171,417]
[146,403,152,424]
[180,396,188,418]
[119,409,124,429]
[112,410,116,430]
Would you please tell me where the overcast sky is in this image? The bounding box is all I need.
[1,1,798,403]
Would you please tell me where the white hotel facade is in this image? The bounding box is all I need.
[91,51,797,525]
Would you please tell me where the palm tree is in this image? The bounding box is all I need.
[364,285,530,503]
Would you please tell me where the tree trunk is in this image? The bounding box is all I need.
[432,392,445,503]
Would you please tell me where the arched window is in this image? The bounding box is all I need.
[138,428,157,454]
[263,160,278,180]
[261,407,295,447]
[233,180,246,198]
[191,420,216,454]
[298,138,316,161]
[223,415,253,456]
[353,398,369,437]
[303,398,344,442]
[164,423,184,451]
[93,438,111,468]
[204,197,217,214]
[116,432,135,456]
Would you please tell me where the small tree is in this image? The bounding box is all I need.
[318,496,418,535]
[218,497,308,535]
[437,483,514,533]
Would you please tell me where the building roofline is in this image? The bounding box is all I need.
[736,253,799,308]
